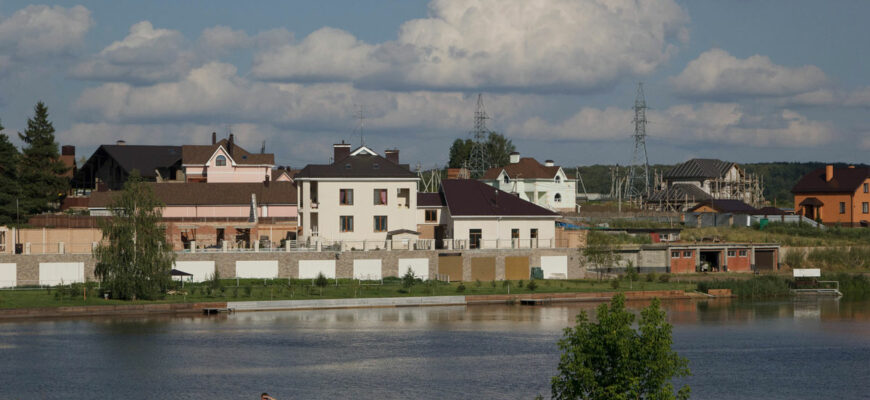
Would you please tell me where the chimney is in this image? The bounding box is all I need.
[509,152,520,164]
[825,164,834,182]
[116,140,126,146]
[545,160,554,167]
[385,149,399,164]
[333,141,351,162]
[212,132,216,145]
[61,145,75,156]
[227,133,234,155]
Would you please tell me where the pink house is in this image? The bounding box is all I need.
[182,134,275,183]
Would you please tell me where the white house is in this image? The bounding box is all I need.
[481,152,575,212]
[294,143,420,247]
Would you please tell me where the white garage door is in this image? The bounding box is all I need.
[540,255,568,279]
[39,262,85,286]
[299,260,336,279]
[0,263,15,288]
[173,261,216,282]
[353,259,382,280]
[235,260,279,279]
[398,258,429,280]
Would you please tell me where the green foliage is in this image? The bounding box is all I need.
[475,279,482,288]
[0,120,21,227]
[314,272,329,289]
[646,272,657,283]
[699,276,791,299]
[94,173,174,300]
[658,274,671,283]
[447,132,515,169]
[826,273,870,300]
[610,279,620,290]
[490,280,497,288]
[456,283,466,293]
[16,102,69,216]
[402,267,417,289]
[527,280,538,291]
[209,269,222,290]
[784,248,806,269]
[807,246,870,270]
[584,231,625,281]
[551,294,690,400]
[447,138,473,169]
[625,261,639,282]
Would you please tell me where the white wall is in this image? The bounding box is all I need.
[173,261,216,282]
[353,259,382,280]
[0,263,15,288]
[38,262,85,285]
[540,255,568,279]
[398,258,429,280]
[235,260,279,279]
[452,218,556,249]
[299,260,336,279]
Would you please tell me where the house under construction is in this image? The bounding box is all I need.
[645,159,764,211]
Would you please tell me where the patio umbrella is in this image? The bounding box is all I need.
[170,269,193,288]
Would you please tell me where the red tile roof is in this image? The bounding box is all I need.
[482,157,561,180]
[440,179,558,217]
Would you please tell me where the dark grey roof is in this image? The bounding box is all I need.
[98,145,182,177]
[664,159,736,180]
[295,153,416,179]
[689,199,758,214]
[791,167,870,193]
[440,179,558,217]
[89,182,296,207]
[417,192,444,207]
[647,183,711,203]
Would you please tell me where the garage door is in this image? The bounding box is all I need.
[353,259,382,280]
[540,255,568,279]
[756,250,776,271]
[235,260,279,278]
[398,258,428,280]
[438,256,463,282]
[174,261,215,282]
[505,256,529,280]
[39,262,85,286]
[470,257,495,282]
[0,263,16,288]
[299,260,336,279]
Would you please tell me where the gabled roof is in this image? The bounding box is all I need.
[440,179,558,217]
[91,145,182,178]
[481,157,562,180]
[647,183,711,203]
[791,167,870,194]
[294,149,416,179]
[689,199,758,214]
[664,159,736,180]
[88,181,296,207]
[272,168,298,181]
[417,192,444,207]
[182,138,274,166]
[757,206,789,215]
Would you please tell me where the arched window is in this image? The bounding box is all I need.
[555,193,562,203]
[555,175,562,184]
[503,174,510,184]
[215,155,227,166]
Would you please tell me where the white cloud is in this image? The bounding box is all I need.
[198,25,293,55]
[844,87,870,107]
[507,102,834,147]
[0,5,93,60]
[252,0,689,92]
[670,48,829,99]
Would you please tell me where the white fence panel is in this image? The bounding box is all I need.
[173,261,216,282]
[299,260,336,279]
[398,258,429,280]
[353,259,382,280]
[39,262,85,285]
[235,260,279,279]
[540,256,568,279]
[0,263,16,288]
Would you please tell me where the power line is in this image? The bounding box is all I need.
[467,93,490,178]
[624,82,650,201]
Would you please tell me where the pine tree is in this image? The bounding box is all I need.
[94,172,175,300]
[17,102,69,216]
[0,119,21,226]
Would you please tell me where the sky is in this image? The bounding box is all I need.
[0,0,868,170]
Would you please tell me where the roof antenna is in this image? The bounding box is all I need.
[260,140,266,154]
[354,104,365,148]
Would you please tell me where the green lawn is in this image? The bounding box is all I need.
[0,278,696,310]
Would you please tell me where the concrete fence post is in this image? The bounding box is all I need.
[222,240,228,252]
[254,241,259,252]
[316,240,322,252]
[25,242,31,255]
[386,240,392,251]
[58,242,64,254]
[190,240,196,253]
[285,240,291,252]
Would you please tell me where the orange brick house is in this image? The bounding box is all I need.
[792,165,870,226]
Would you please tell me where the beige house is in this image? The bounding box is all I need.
[481,152,576,212]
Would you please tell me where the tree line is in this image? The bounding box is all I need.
[0,102,69,227]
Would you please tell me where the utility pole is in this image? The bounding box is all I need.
[467,94,491,179]
[624,82,650,202]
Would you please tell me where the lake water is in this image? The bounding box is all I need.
[1,299,869,399]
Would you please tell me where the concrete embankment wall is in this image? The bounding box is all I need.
[0,247,585,287]
[0,302,227,320]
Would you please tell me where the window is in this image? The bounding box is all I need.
[864,183,868,193]
[374,189,388,205]
[469,229,482,249]
[530,228,538,239]
[864,202,869,214]
[555,176,562,183]
[683,250,692,258]
[739,250,747,257]
[727,250,735,257]
[554,193,562,203]
[215,155,227,166]
[340,216,354,232]
[373,216,388,232]
[840,202,846,214]
[340,189,353,205]
[511,229,520,239]
[503,175,510,184]
[425,209,438,222]
[671,251,680,258]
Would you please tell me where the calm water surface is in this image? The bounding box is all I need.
[1,299,869,399]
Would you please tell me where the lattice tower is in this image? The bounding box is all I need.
[467,93,490,178]
[624,83,650,200]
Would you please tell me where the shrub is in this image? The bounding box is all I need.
[517,280,524,288]
[527,280,538,291]
[475,279,482,288]
[646,272,656,282]
[456,283,466,293]
[244,286,252,297]
[502,280,510,288]
[784,248,807,269]
[610,279,620,290]
[658,274,671,283]
[490,280,497,288]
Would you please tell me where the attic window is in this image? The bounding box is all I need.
[215,155,227,166]
[555,176,562,183]
[503,175,509,184]
[242,155,248,160]
[345,163,351,169]
[373,163,380,169]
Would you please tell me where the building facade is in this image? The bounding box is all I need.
[792,165,870,226]
[481,152,575,212]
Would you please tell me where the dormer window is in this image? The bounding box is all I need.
[373,163,380,169]
[555,175,562,184]
[215,155,227,166]
[503,175,510,184]
[345,163,351,169]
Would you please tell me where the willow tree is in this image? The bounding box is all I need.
[94,172,174,300]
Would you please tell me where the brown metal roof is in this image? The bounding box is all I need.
[664,159,736,180]
[440,179,558,217]
[689,199,758,214]
[791,167,870,194]
[417,192,444,207]
[89,181,296,207]
[798,197,824,207]
[482,157,561,180]
[294,152,416,179]
[182,138,274,166]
